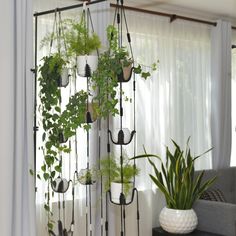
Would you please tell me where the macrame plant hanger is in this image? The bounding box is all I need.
[76,3,99,236]
[48,9,72,236]
[105,1,140,236]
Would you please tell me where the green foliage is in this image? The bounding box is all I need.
[39,53,65,111]
[38,52,93,231]
[100,154,140,196]
[59,91,88,138]
[132,138,216,209]
[91,25,158,117]
[29,169,34,176]
[77,168,97,185]
[64,18,101,56]
[38,53,91,182]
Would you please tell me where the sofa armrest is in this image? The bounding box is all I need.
[193,200,236,236]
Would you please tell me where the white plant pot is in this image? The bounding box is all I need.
[159,207,198,234]
[110,182,132,204]
[59,68,69,87]
[77,55,98,77]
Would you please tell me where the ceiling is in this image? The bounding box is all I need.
[34,0,236,25]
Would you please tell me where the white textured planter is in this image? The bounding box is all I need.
[110,182,132,204]
[159,207,198,234]
[77,55,98,77]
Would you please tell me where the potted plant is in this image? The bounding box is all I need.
[91,25,158,118]
[100,154,140,204]
[40,18,70,87]
[77,168,97,185]
[132,138,216,234]
[64,18,101,77]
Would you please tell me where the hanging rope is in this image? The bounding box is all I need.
[107,1,140,236]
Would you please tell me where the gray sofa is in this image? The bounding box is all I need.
[193,167,236,236]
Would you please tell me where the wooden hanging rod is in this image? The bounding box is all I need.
[33,0,106,17]
[110,3,236,30]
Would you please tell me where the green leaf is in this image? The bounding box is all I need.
[133,65,142,74]
[47,222,54,230]
[43,173,50,181]
[29,169,34,176]
[55,106,61,113]
[42,132,46,141]
[141,72,151,80]
[51,171,56,178]
[41,164,46,172]
[44,204,50,212]
[55,165,62,173]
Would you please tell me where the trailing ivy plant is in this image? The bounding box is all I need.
[91,25,158,118]
[38,53,91,230]
[38,54,89,178]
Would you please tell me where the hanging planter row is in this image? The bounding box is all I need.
[35,2,159,233]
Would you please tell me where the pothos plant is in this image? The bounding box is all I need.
[91,25,158,118]
[37,52,90,229]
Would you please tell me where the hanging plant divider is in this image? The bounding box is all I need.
[34,0,145,235]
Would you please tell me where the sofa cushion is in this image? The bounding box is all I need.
[200,188,227,202]
[195,167,236,203]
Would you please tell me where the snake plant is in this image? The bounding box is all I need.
[132,138,216,209]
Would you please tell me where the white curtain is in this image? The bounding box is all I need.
[34,3,214,236]
[211,20,232,169]
[231,31,236,166]
[0,0,36,236]
[117,10,212,235]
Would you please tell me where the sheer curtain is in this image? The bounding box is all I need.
[34,2,213,235]
[231,31,236,166]
[0,0,36,235]
[211,20,232,169]
[118,10,212,235]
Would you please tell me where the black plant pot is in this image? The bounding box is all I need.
[83,103,98,124]
[51,177,70,193]
[58,131,68,144]
[117,64,133,83]
[109,128,136,145]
